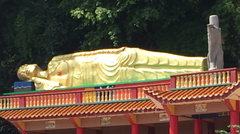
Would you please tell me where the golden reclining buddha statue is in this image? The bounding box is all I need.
[17,47,207,90]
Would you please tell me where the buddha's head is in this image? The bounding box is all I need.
[17,64,41,81]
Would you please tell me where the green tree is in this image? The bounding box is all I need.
[0,0,83,93]
[62,0,207,52]
[0,117,21,134]
[210,0,240,67]
[215,125,240,134]
[0,0,22,94]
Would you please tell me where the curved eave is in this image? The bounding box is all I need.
[0,100,162,121]
[144,82,240,105]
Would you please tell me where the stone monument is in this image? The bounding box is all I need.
[207,15,224,70]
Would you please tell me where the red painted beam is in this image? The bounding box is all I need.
[194,119,202,134]
[169,115,178,134]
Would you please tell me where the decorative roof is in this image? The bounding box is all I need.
[144,82,240,104]
[0,100,161,120]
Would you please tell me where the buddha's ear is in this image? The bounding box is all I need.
[17,66,27,81]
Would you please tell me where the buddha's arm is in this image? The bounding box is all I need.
[47,61,69,87]
[32,77,63,90]
[121,48,207,70]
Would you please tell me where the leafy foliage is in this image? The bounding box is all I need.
[215,125,240,134]
[65,0,204,50]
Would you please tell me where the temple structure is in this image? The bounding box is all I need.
[1,67,240,134]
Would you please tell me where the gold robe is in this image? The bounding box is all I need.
[46,47,207,87]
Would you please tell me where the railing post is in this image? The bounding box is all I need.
[170,76,176,89]
[131,88,138,99]
[230,69,237,83]
[19,97,25,107]
[76,93,82,103]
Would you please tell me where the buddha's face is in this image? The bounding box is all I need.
[17,64,39,81]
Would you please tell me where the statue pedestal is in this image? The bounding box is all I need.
[14,81,35,92]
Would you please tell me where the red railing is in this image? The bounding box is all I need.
[2,67,239,110]
[170,68,240,88]
[0,83,170,110]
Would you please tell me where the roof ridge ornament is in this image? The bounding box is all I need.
[207,15,224,70]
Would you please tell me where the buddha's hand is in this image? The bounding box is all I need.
[32,77,63,90]
[48,81,62,87]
